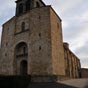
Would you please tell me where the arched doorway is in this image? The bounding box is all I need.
[15,42,28,75]
[20,60,27,75]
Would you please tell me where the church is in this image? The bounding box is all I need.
[0,0,81,82]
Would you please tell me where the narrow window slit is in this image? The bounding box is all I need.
[39,46,41,50]
[39,33,41,38]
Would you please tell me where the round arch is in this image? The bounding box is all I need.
[14,42,28,75]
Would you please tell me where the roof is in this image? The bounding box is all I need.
[81,68,88,70]
[15,0,46,6]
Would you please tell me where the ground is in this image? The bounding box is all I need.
[60,78,88,88]
[0,76,88,88]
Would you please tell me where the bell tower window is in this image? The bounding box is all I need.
[15,0,46,16]
[26,0,31,11]
[36,2,40,7]
[19,3,23,14]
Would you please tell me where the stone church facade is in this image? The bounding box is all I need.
[0,0,81,81]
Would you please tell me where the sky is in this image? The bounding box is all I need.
[0,0,88,68]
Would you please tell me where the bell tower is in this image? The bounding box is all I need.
[0,0,66,82]
[15,0,46,16]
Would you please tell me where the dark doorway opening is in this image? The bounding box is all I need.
[20,60,27,75]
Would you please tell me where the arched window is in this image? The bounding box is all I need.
[26,0,30,11]
[36,2,40,7]
[19,3,23,14]
[15,42,28,56]
[21,22,25,31]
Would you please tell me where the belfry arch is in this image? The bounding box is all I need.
[14,42,28,75]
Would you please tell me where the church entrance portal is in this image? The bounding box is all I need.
[15,42,28,75]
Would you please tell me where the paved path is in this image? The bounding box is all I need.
[60,79,88,88]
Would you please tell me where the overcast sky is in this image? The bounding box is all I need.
[0,0,88,68]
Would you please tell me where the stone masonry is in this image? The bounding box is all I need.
[0,0,81,82]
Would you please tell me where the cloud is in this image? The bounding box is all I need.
[81,58,88,68]
[0,0,15,25]
[75,42,88,56]
[0,27,2,43]
[0,0,15,44]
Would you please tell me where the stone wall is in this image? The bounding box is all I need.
[0,17,16,75]
[63,43,81,78]
[50,7,65,76]
[81,68,88,78]
[0,1,82,81]
[27,7,52,75]
[0,6,53,76]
